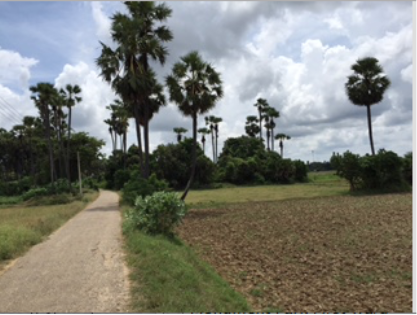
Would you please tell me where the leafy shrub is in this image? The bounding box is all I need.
[114,169,131,190]
[360,150,406,191]
[293,160,308,182]
[123,191,187,237]
[83,177,100,191]
[403,152,412,185]
[22,187,48,201]
[122,171,170,206]
[331,150,410,192]
[46,179,71,194]
[0,177,33,196]
[331,151,362,191]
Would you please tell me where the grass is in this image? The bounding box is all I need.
[0,196,23,207]
[122,206,251,313]
[0,191,99,265]
[186,171,348,207]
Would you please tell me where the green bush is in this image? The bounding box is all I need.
[122,172,170,206]
[293,160,308,182]
[403,152,412,185]
[22,187,48,201]
[331,151,362,191]
[114,169,131,190]
[123,191,188,237]
[0,177,33,196]
[46,179,71,194]
[360,150,406,191]
[331,150,410,192]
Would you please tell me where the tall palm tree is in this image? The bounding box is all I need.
[212,116,222,163]
[345,57,391,156]
[22,116,36,178]
[30,82,58,185]
[205,115,216,162]
[254,98,270,143]
[166,51,223,200]
[96,1,173,178]
[173,127,188,143]
[265,107,279,151]
[60,84,82,183]
[197,127,210,153]
[245,115,260,138]
[275,133,291,158]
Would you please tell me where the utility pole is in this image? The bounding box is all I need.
[77,151,82,196]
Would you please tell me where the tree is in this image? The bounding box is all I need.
[30,83,58,185]
[345,57,391,156]
[96,1,173,178]
[254,98,270,143]
[265,107,279,151]
[60,84,82,183]
[212,116,222,163]
[166,51,223,200]
[197,127,210,154]
[173,127,188,143]
[245,115,260,138]
[205,115,216,162]
[275,133,291,158]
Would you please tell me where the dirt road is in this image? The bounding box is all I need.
[0,190,130,313]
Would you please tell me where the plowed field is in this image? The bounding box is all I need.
[178,193,412,313]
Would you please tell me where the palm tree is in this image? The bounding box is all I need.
[96,1,173,178]
[173,127,188,143]
[22,116,36,178]
[166,51,223,200]
[265,107,279,151]
[254,98,270,143]
[275,133,291,158]
[345,57,391,156]
[212,116,222,163]
[245,115,260,138]
[60,84,82,183]
[197,127,210,153]
[205,115,216,162]
[30,83,58,185]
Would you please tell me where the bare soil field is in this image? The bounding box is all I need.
[178,193,412,313]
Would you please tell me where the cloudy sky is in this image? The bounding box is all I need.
[0,1,414,163]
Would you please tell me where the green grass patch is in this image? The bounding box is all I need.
[0,196,23,207]
[123,222,250,312]
[0,191,98,264]
[186,179,349,207]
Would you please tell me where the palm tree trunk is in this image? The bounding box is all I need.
[366,104,375,156]
[215,128,218,164]
[66,106,72,184]
[133,105,144,177]
[123,130,127,169]
[144,110,150,179]
[266,130,270,151]
[271,127,274,151]
[280,141,283,158]
[44,108,55,185]
[211,128,215,162]
[259,110,262,142]
[181,111,197,201]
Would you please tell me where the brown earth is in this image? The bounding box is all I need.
[0,190,130,313]
[178,193,412,313]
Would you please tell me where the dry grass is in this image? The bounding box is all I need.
[178,193,412,313]
[0,191,99,268]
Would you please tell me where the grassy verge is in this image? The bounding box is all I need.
[0,191,99,265]
[122,205,251,313]
[186,173,349,207]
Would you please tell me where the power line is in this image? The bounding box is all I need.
[0,95,24,123]
[0,107,21,126]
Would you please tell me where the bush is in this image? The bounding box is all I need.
[403,152,412,185]
[123,191,188,237]
[293,160,308,182]
[360,150,406,191]
[46,178,71,194]
[122,172,170,206]
[331,151,362,191]
[22,187,48,201]
[114,169,131,190]
[331,150,410,192]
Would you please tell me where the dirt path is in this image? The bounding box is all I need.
[0,190,130,313]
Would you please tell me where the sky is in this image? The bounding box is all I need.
[0,1,414,163]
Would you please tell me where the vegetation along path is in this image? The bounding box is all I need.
[0,190,130,313]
